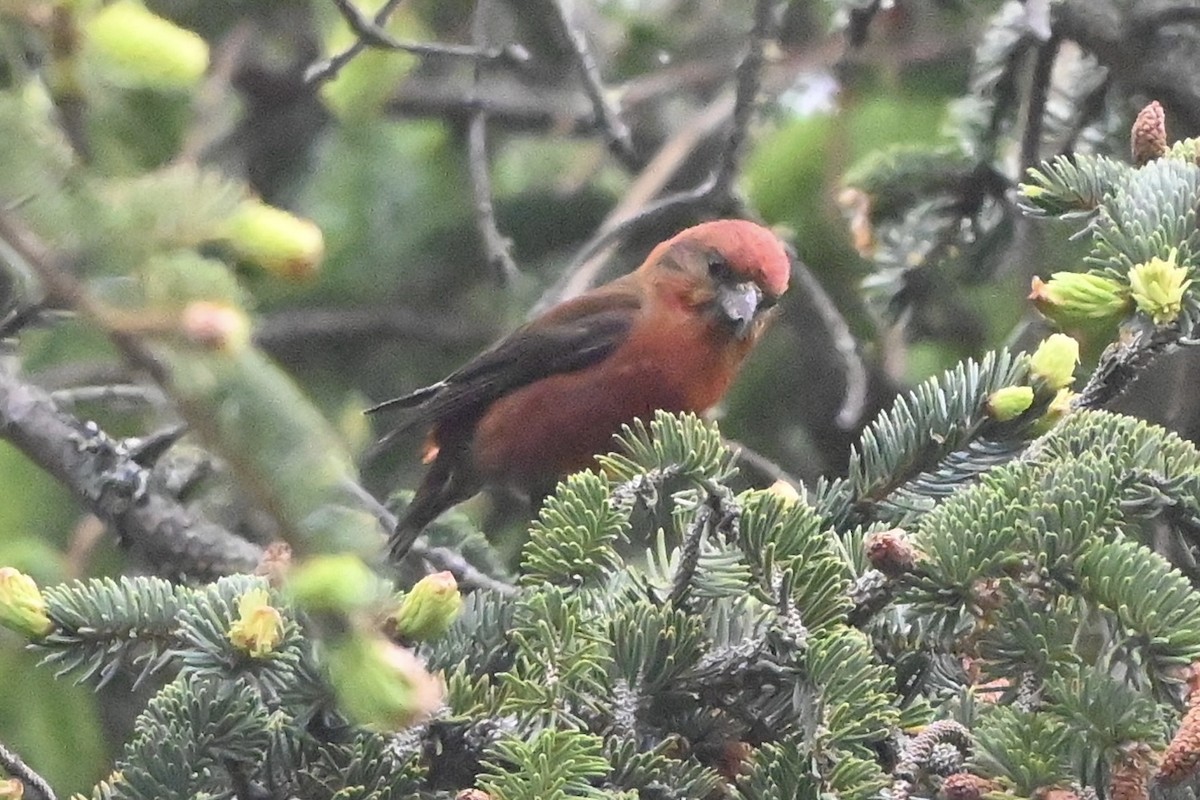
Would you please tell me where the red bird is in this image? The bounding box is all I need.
[370,219,791,560]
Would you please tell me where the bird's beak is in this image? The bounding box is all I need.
[716,280,763,338]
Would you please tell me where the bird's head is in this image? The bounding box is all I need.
[641,219,792,339]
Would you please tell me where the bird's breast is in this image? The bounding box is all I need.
[469,309,755,489]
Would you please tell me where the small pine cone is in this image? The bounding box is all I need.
[906,720,973,765]
[1158,700,1200,784]
[971,577,1006,617]
[928,742,966,776]
[716,740,754,781]
[1035,787,1081,800]
[1109,743,1155,800]
[1131,101,1167,166]
[1182,661,1200,700]
[865,528,916,577]
[456,791,491,800]
[940,772,995,800]
[254,541,293,586]
[1015,671,1041,711]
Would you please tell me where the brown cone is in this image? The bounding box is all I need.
[1131,101,1167,166]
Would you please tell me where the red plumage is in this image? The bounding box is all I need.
[370,219,791,560]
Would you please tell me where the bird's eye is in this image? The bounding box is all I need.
[707,253,733,281]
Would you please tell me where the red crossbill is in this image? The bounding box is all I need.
[370,219,791,559]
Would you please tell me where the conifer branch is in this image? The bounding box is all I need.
[0,739,56,800]
[0,362,261,578]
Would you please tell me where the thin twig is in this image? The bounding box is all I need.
[1019,33,1060,172]
[534,0,781,310]
[725,438,803,487]
[49,383,167,409]
[338,478,517,595]
[716,0,775,190]
[175,21,255,166]
[669,487,738,607]
[412,540,517,596]
[530,93,735,314]
[546,0,638,170]
[306,0,527,84]
[254,304,495,351]
[788,257,870,429]
[306,0,405,84]
[466,0,521,286]
[669,499,714,608]
[0,739,56,800]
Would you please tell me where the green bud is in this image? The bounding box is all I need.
[986,385,1035,422]
[1029,272,1131,328]
[1129,249,1192,325]
[1030,388,1075,436]
[288,554,380,614]
[388,571,462,643]
[1029,334,1080,390]
[0,567,52,638]
[228,587,284,658]
[85,1,208,90]
[220,199,324,280]
[325,635,443,730]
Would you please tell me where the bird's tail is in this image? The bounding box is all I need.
[389,502,439,562]
[388,457,475,563]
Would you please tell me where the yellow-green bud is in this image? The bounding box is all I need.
[1129,250,1192,325]
[84,1,208,90]
[228,587,284,658]
[1029,334,1080,390]
[765,479,801,506]
[0,567,52,638]
[181,301,251,352]
[986,385,1035,422]
[325,635,443,730]
[1029,272,1131,328]
[1031,388,1075,435]
[287,554,380,614]
[221,200,324,280]
[388,571,462,643]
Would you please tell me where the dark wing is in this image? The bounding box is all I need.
[367,290,641,446]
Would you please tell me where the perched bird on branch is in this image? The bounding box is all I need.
[369,219,791,560]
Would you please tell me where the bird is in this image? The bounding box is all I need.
[368,219,792,561]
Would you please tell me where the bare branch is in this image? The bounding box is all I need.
[49,383,167,410]
[466,0,521,286]
[338,478,517,595]
[669,488,737,607]
[1072,323,1192,411]
[254,304,495,351]
[725,438,803,487]
[1019,34,1061,171]
[788,258,869,429]
[0,739,55,800]
[306,0,528,85]
[545,0,638,170]
[533,0,782,311]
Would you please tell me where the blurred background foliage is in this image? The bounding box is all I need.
[1,0,1199,792]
